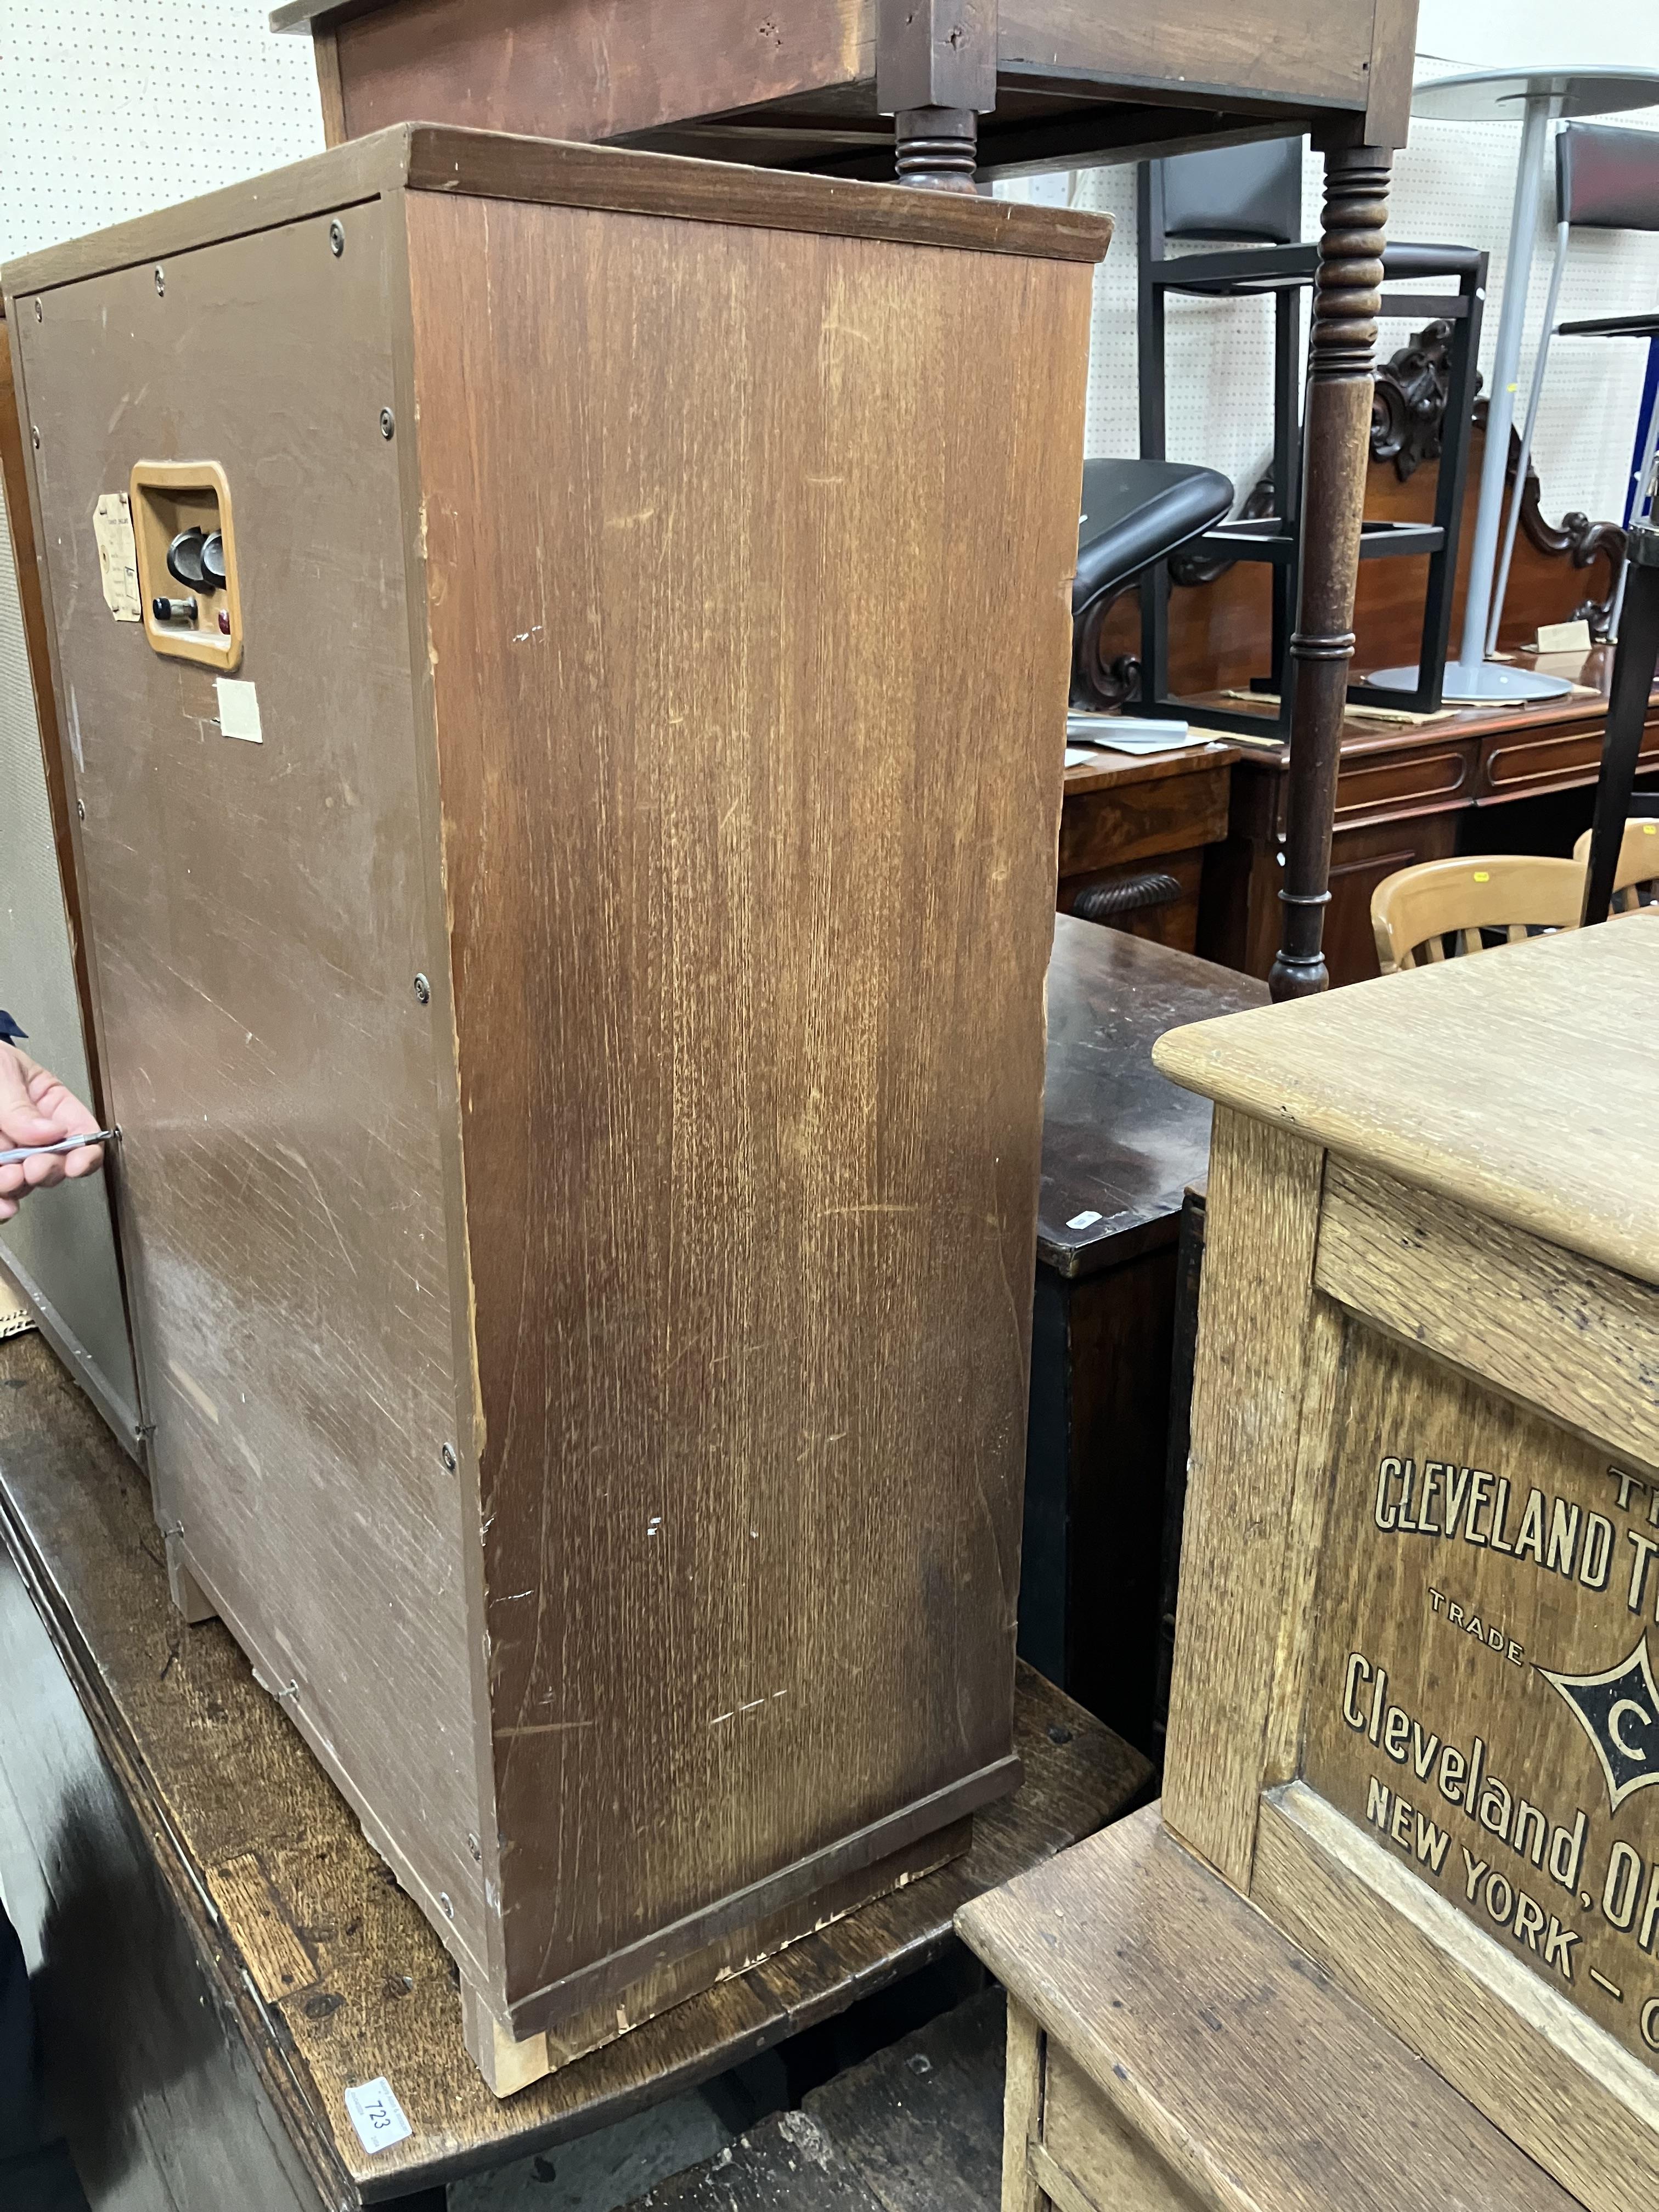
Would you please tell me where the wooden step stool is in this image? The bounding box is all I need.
[959,1805,1581,2212]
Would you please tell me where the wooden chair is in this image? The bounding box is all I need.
[1573,815,1659,910]
[1370,854,1584,974]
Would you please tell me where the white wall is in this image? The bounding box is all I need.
[1,4,1654,534]
[0,0,323,262]
[1003,13,1659,536]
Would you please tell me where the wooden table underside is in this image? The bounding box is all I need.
[0,1332,1148,2204]
[282,0,1416,176]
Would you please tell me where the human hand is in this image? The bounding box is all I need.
[0,1045,105,1221]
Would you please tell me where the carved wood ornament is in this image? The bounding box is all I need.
[1073,323,1629,712]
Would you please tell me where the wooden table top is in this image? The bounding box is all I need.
[1061,737,1239,799]
[1154,918,1659,1286]
[1038,916,1267,1280]
[0,1331,1149,2202]
[1199,645,1652,768]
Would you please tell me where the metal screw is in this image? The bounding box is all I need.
[30,427,38,449]
[154,266,165,296]
[467,1832,481,1863]
[379,407,395,439]
[329,219,345,257]
[438,1892,455,1920]
[441,1442,457,1472]
[76,798,84,821]
[413,972,431,1003]
[31,299,40,321]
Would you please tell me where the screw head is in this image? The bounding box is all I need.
[467,1832,481,1862]
[413,972,431,1004]
[439,1892,455,1920]
[329,219,345,257]
[441,1442,458,1472]
[379,407,395,439]
[30,427,39,449]
[154,265,165,296]
[31,299,41,321]
[76,798,85,821]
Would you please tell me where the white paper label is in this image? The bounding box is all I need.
[343,2077,411,2155]
[216,678,262,744]
[1065,1210,1103,1231]
[92,493,140,620]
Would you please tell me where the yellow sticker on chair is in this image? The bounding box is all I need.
[1473,870,1490,882]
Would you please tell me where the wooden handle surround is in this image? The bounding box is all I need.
[1273,145,1393,1000]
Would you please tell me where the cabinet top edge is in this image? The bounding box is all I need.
[1152,921,1659,1289]
[3,122,1113,301]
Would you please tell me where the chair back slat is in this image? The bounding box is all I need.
[1371,856,1586,975]
[1572,819,1659,911]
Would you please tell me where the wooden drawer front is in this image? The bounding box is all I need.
[1481,718,1659,800]
[1059,764,1231,878]
[1040,2043,1198,2211]
[1332,745,1471,826]
[1057,849,1204,952]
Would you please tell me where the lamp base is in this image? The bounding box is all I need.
[1364,659,1574,703]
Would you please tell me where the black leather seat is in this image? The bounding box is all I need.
[1073,457,1234,619]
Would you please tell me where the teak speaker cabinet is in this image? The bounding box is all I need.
[4,125,1110,2093]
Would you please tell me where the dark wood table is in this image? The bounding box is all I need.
[1057,741,1238,950]
[1192,646,1659,985]
[273,0,1420,1001]
[1018,917,1266,1754]
[0,1330,1147,2210]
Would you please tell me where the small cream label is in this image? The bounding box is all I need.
[93,493,140,620]
[216,678,262,744]
[343,2077,411,2155]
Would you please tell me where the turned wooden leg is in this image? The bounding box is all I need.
[894,106,979,192]
[877,0,995,194]
[1270,143,1392,1001]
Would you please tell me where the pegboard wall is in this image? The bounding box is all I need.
[1002,42,1659,538]
[0,7,1655,546]
[0,0,324,263]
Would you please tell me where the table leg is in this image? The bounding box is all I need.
[1581,529,1659,925]
[877,0,995,193]
[894,107,979,190]
[1443,92,1571,701]
[1271,144,1393,1001]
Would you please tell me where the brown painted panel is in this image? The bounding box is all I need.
[1304,1316,1659,2077]
[14,196,494,1979]
[335,0,873,143]
[405,189,1093,2012]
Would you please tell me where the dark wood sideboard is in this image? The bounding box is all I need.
[1197,650,1659,985]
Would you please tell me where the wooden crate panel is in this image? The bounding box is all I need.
[1304,1318,1659,2074]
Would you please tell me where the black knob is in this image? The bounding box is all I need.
[167,528,209,589]
[153,595,198,623]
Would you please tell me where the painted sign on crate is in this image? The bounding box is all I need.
[1304,1323,1659,2068]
